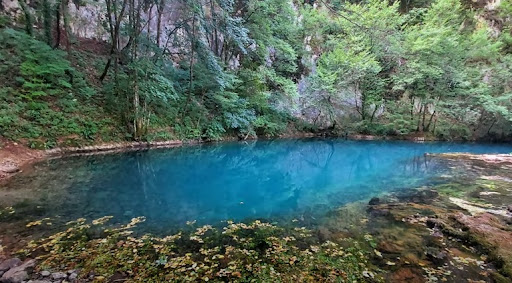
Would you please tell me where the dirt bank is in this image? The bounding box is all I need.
[0,139,184,184]
[0,138,46,183]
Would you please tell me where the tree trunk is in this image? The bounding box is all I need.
[156,0,164,47]
[18,0,33,36]
[425,110,436,132]
[54,0,61,49]
[42,0,53,45]
[370,104,379,123]
[182,15,196,119]
[99,0,128,82]
[416,103,424,132]
[421,103,427,132]
[62,0,72,53]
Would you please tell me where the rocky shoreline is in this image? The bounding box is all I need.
[0,258,82,283]
[0,257,101,283]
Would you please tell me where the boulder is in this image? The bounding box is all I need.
[0,259,21,272]
[0,259,35,283]
[0,270,27,283]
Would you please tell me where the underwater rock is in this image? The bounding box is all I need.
[377,240,404,254]
[449,197,510,217]
[388,267,424,283]
[368,197,380,205]
[402,252,421,265]
[428,153,512,165]
[0,259,21,272]
[368,206,391,218]
[481,175,512,183]
[316,227,333,242]
[397,189,439,204]
[425,247,448,265]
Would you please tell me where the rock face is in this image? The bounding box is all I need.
[0,259,35,283]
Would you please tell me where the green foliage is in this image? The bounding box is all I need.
[0,28,121,147]
[0,28,71,99]
[0,15,10,28]
[3,0,512,144]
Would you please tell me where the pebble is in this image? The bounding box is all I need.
[68,273,77,280]
[40,271,50,277]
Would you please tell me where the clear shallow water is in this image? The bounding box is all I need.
[2,139,512,233]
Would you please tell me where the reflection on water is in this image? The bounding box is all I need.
[1,139,512,233]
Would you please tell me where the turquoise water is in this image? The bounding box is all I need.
[2,139,512,232]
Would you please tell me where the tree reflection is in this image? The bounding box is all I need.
[2,140,511,234]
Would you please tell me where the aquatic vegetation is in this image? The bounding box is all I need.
[22,217,384,282]
[0,206,15,220]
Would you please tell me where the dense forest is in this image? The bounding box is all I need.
[0,0,511,148]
